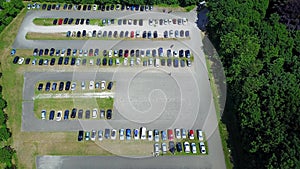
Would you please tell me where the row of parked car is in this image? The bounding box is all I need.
[149,18,187,26]
[67,29,190,39]
[53,18,90,25]
[13,56,191,67]
[78,128,205,142]
[37,80,113,91]
[28,3,153,12]
[42,108,112,120]
[153,141,206,155]
[32,48,191,58]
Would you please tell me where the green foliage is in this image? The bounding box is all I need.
[0,0,24,34]
[0,146,15,167]
[207,0,300,168]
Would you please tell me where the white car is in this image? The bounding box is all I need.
[183,18,187,25]
[89,81,94,90]
[191,142,197,154]
[181,128,187,138]
[161,143,167,154]
[154,143,159,154]
[140,127,147,140]
[111,129,117,140]
[136,58,141,65]
[71,82,76,91]
[98,130,103,141]
[76,58,81,66]
[100,81,106,90]
[56,111,62,121]
[148,130,153,141]
[108,50,112,57]
[197,130,204,141]
[119,129,125,140]
[41,110,46,120]
[199,142,206,154]
[124,58,128,66]
[184,142,190,153]
[116,58,120,65]
[92,108,97,118]
[93,4,97,10]
[91,130,96,141]
[175,128,181,139]
[18,57,24,64]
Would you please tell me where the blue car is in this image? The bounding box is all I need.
[64,110,69,120]
[49,110,55,120]
[11,49,16,55]
[126,129,131,140]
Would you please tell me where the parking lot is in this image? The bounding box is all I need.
[12,4,226,169]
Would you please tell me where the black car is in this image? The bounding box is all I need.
[68,18,74,24]
[67,4,72,10]
[85,110,90,119]
[86,19,90,25]
[130,49,134,57]
[39,49,43,56]
[38,59,43,65]
[118,49,123,57]
[63,18,68,24]
[180,59,185,67]
[108,58,113,66]
[106,109,112,119]
[45,82,51,91]
[63,4,67,10]
[87,5,91,10]
[25,58,31,64]
[169,141,176,154]
[105,5,109,11]
[153,31,158,38]
[110,4,114,10]
[64,57,69,65]
[51,4,56,9]
[77,31,81,37]
[50,48,55,56]
[13,56,19,64]
[77,5,81,10]
[107,82,113,90]
[167,58,172,67]
[121,4,125,10]
[78,109,83,119]
[49,110,55,120]
[82,30,86,37]
[44,48,49,55]
[42,4,47,10]
[58,57,63,65]
[71,57,76,65]
[161,59,165,66]
[179,50,184,57]
[82,5,87,10]
[96,58,101,66]
[50,58,55,65]
[75,18,80,25]
[102,58,107,66]
[82,58,87,65]
[33,48,38,56]
[65,81,71,90]
[52,82,57,91]
[108,31,112,37]
[142,31,147,38]
[80,18,84,25]
[71,108,77,118]
[53,19,58,25]
[176,142,183,152]
[64,110,69,120]
[174,59,179,67]
[38,83,43,91]
[47,4,51,11]
[67,48,71,56]
[78,130,84,141]
[59,81,64,91]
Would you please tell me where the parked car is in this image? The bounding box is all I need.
[189,130,195,139]
[85,110,90,119]
[85,131,90,141]
[184,142,190,153]
[167,129,174,141]
[111,129,117,140]
[92,108,97,118]
[154,143,160,154]
[41,110,46,120]
[56,111,62,121]
[18,57,24,65]
[49,110,55,120]
[38,83,43,91]
[91,130,96,141]
[98,130,103,141]
[191,142,197,154]
[197,129,204,141]
[105,128,110,139]
[162,143,167,154]
[64,110,69,120]
[175,128,181,139]
[106,109,112,119]
[181,128,187,138]
[71,108,77,118]
[78,130,84,141]
[176,142,183,152]
[119,129,125,140]
[169,141,175,154]
[199,142,206,154]
[148,130,153,141]
[134,129,139,140]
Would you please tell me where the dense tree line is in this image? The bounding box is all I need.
[30,0,201,7]
[207,0,300,168]
[0,0,24,33]
[0,87,15,168]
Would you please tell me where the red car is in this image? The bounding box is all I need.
[189,130,194,139]
[58,18,63,25]
[167,129,174,141]
[124,50,129,57]
[130,31,135,38]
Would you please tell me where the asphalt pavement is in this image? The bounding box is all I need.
[15,8,226,169]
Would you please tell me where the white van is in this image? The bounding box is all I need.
[155,58,160,67]
[140,127,147,140]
